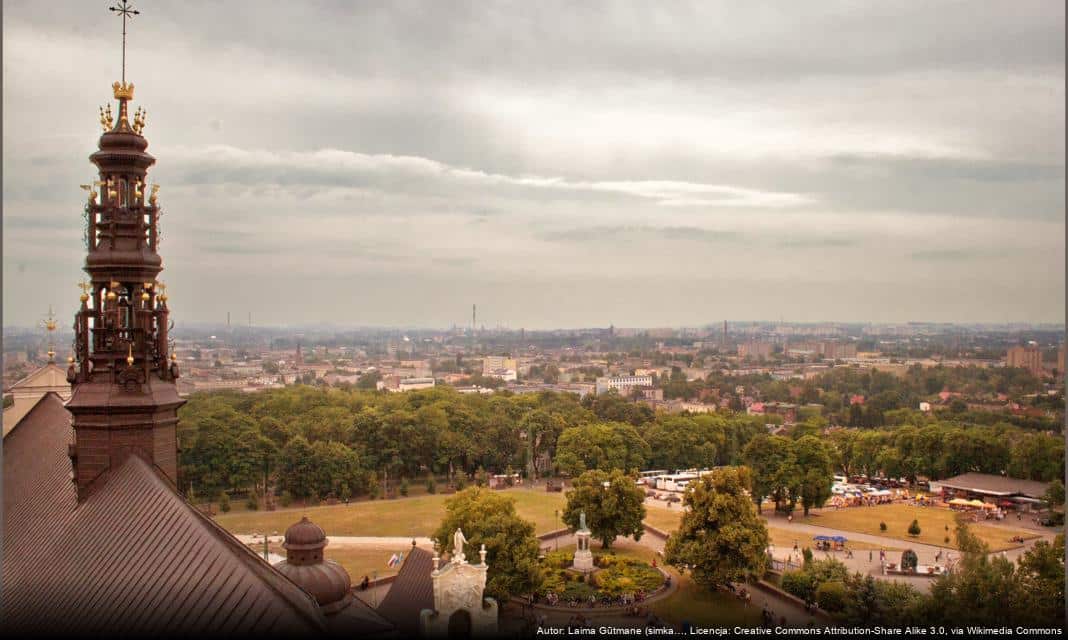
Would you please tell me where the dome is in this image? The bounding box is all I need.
[274,516,354,614]
[284,516,326,551]
[273,558,353,613]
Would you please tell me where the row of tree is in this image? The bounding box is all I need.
[742,434,836,515]
[176,386,768,497]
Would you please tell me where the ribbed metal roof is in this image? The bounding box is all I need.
[375,547,435,637]
[2,392,327,635]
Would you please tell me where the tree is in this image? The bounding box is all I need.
[555,422,650,476]
[664,467,769,589]
[924,519,1062,627]
[432,488,541,602]
[563,469,646,549]
[356,370,382,390]
[1044,479,1065,508]
[907,520,921,537]
[792,435,834,516]
[276,435,315,498]
[742,435,797,513]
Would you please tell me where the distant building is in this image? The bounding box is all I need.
[1006,344,1043,378]
[378,376,436,392]
[737,341,773,360]
[595,375,653,395]
[482,356,517,381]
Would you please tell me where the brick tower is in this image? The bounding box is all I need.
[65,79,185,500]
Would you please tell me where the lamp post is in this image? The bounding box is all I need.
[554,510,559,551]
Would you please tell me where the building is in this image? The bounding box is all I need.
[2,361,71,437]
[595,374,653,395]
[481,356,517,381]
[737,341,773,360]
[929,472,1051,509]
[1006,344,1043,378]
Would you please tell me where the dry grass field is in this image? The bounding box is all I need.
[216,488,568,538]
[801,504,1040,551]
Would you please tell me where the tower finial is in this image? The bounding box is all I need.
[108,1,140,84]
[44,306,57,363]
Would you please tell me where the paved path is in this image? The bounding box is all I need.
[235,534,435,547]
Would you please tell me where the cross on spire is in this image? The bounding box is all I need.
[109,1,140,83]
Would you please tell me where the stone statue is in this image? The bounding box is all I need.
[453,528,468,561]
[579,511,587,531]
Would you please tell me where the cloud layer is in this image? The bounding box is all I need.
[3,1,1063,328]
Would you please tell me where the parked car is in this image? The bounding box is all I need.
[664,494,682,503]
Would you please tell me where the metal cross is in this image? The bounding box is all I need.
[109,1,140,83]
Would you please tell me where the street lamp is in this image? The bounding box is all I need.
[554,510,559,551]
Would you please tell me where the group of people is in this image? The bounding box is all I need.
[538,587,651,610]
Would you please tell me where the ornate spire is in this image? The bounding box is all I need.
[66,2,184,502]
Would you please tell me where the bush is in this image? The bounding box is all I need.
[815,580,848,612]
[879,522,887,532]
[900,549,918,572]
[399,479,409,497]
[339,483,351,502]
[907,520,921,537]
[308,492,320,506]
[280,491,294,507]
[218,492,231,513]
[944,536,950,544]
[782,570,816,602]
[455,475,467,491]
[246,492,260,511]
[427,475,436,494]
[802,547,814,566]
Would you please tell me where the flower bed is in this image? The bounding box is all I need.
[535,550,666,606]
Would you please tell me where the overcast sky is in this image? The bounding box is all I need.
[3,1,1064,329]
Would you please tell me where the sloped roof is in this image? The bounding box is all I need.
[1,393,328,635]
[375,547,435,637]
[7,361,69,391]
[3,363,71,436]
[936,472,1051,499]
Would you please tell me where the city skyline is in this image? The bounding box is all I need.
[3,1,1065,329]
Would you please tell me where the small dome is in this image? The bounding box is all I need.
[274,516,354,615]
[274,558,353,613]
[284,516,326,551]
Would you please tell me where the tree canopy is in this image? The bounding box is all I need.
[431,487,542,602]
[562,469,646,549]
[664,466,769,589]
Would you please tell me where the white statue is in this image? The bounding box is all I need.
[453,528,468,562]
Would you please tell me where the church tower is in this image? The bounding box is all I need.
[65,78,185,500]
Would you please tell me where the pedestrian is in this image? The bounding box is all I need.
[869,550,873,562]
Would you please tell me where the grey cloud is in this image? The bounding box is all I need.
[1,1,1063,326]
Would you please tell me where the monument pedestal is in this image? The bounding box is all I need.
[572,529,594,572]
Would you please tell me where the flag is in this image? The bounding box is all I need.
[387,553,399,567]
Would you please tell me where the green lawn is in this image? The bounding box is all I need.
[802,504,1039,552]
[217,488,568,538]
